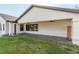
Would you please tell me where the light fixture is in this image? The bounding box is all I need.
[50,20,55,22]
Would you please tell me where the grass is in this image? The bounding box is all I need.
[0,34,79,54]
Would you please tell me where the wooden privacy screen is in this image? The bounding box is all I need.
[67,26,72,41]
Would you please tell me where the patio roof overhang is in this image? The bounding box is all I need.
[18,18,72,24]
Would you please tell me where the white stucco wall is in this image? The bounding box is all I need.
[0,17,15,36]
[0,17,6,36]
[17,20,71,37]
[18,7,79,23]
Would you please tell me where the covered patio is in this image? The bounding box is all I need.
[16,18,72,41]
[14,5,79,45]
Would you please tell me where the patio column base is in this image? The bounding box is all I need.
[72,37,79,45]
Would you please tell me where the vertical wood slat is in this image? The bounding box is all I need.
[67,26,71,40]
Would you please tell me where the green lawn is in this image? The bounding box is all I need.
[0,34,79,54]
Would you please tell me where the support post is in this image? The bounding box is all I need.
[9,22,14,36]
[72,18,79,45]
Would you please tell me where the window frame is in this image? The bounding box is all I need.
[3,24,5,31]
[26,24,30,31]
[0,23,2,31]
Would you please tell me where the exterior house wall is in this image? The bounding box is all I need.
[0,17,6,36]
[3,22,15,35]
[17,20,71,38]
[18,7,79,23]
[0,17,15,36]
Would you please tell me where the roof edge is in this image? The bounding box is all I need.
[33,4,79,14]
[16,5,33,22]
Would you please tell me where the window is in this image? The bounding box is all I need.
[34,24,38,31]
[3,24,5,31]
[26,24,38,31]
[20,24,24,31]
[26,24,30,31]
[0,23,2,31]
[30,24,34,31]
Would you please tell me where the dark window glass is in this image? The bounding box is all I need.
[35,24,38,31]
[20,24,24,31]
[30,24,34,31]
[26,24,38,31]
[26,25,30,31]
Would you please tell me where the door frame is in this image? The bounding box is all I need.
[14,24,16,35]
